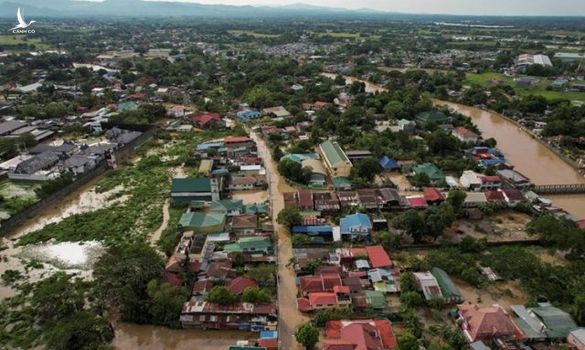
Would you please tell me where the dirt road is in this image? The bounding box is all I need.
[249,129,308,350]
[149,198,170,248]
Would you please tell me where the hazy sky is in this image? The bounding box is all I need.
[153,0,585,16]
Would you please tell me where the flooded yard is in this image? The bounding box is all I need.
[384,173,412,192]
[112,322,256,350]
[19,241,105,270]
[444,211,535,243]
[455,277,528,310]
[231,189,269,204]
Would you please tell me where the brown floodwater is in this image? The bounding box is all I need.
[437,101,585,220]
[323,73,585,219]
[112,322,256,350]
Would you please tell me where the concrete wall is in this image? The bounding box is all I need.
[0,125,156,237]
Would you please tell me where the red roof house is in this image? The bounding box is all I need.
[224,136,251,143]
[258,338,278,350]
[485,190,505,202]
[192,112,224,128]
[423,187,445,205]
[365,246,392,269]
[309,292,338,308]
[299,273,343,296]
[452,127,480,143]
[324,319,397,350]
[227,276,258,295]
[406,195,428,209]
[297,189,314,210]
[458,304,520,342]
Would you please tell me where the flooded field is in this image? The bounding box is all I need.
[0,177,128,299]
[19,241,104,270]
[445,212,535,243]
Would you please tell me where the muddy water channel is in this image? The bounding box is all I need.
[436,101,585,219]
[322,72,585,219]
[0,175,253,349]
[112,323,255,350]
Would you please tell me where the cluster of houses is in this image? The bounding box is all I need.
[456,302,584,350]
[295,245,397,313]
[0,125,142,181]
[193,136,267,190]
[289,241,585,350]
[165,136,278,333]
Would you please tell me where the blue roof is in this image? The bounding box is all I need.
[236,110,262,120]
[260,331,278,339]
[211,168,229,175]
[480,157,505,167]
[340,213,372,234]
[197,142,224,151]
[378,156,400,170]
[292,225,333,235]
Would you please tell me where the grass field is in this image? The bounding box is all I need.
[227,30,279,38]
[465,72,585,102]
[0,35,49,49]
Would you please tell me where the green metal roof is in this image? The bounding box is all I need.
[209,199,244,213]
[413,163,444,181]
[416,111,449,124]
[365,290,387,309]
[431,267,463,302]
[224,237,272,253]
[332,177,352,189]
[244,203,269,215]
[179,212,226,228]
[280,153,319,164]
[320,140,349,166]
[172,178,211,192]
[531,304,578,339]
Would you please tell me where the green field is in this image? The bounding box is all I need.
[447,40,499,47]
[309,31,381,40]
[0,35,49,49]
[227,30,279,38]
[465,72,585,102]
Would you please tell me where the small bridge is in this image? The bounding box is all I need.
[533,184,585,194]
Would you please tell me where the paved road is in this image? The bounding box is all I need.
[249,130,308,350]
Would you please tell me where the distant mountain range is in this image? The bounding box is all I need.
[0,0,389,18]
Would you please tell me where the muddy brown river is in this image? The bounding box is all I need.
[112,323,255,349]
[437,101,585,220]
[323,73,585,219]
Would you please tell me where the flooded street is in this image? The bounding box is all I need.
[112,322,255,350]
[249,128,309,350]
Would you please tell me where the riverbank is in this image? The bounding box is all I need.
[322,72,585,219]
[434,100,584,177]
